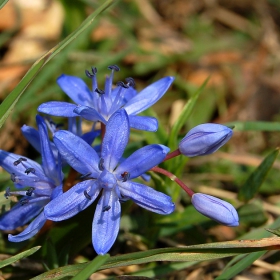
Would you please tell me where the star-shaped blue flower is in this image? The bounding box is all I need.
[44,109,175,254]
[0,115,63,242]
[38,66,174,132]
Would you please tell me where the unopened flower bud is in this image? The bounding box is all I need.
[179,123,232,157]
[191,193,239,226]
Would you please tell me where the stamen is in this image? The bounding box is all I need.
[95,88,105,95]
[102,205,111,212]
[20,198,29,206]
[11,173,17,182]
[4,187,10,199]
[98,158,105,171]
[121,171,130,182]
[80,172,91,179]
[116,81,129,88]
[125,77,135,88]
[25,168,35,175]
[13,157,27,166]
[108,65,120,72]
[85,67,97,78]
[84,190,91,200]
[26,187,35,196]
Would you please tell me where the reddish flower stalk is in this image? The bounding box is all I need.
[150,166,194,197]
[163,148,181,162]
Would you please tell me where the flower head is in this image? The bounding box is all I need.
[179,123,233,157]
[38,66,174,132]
[191,193,239,226]
[0,115,63,242]
[44,109,175,254]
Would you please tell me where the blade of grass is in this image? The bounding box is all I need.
[0,246,41,269]
[0,0,116,128]
[0,0,9,9]
[72,254,110,280]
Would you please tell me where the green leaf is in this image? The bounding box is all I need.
[238,148,279,202]
[0,246,41,269]
[265,228,280,237]
[215,251,266,280]
[167,77,209,150]
[0,0,116,129]
[225,121,280,131]
[0,0,9,9]
[31,237,280,280]
[72,254,110,280]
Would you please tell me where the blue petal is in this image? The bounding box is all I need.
[124,76,174,115]
[116,144,169,179]
[81,130,100,146]
[74,106,106,123]
[36,115,62,185]
[38,101,79,117]
[0,199,46,230]
[57,74,93,106]
[44,180,100,221]
[120,181,175,215]
[53,130,100,176]
[127,115,158,132]
[92,190,121,255]
[21,125,41,153]
[102,109,129,171]
[0,150,47,181]
[8,211,46,242]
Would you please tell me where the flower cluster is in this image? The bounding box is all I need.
[0,66,239,255]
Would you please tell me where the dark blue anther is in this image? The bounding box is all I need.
[98,158,105,171]
[25,168,35,175]
[13,157,27,166]
[20,198,29,206]
[4,187,10,199]
[84,190,91,200]
[102,205,111,212]
[125,77,135,88]
[108,65,120,71]
[26,187,35,196]
[121,171,130,182]
[85,67,97,78]
[95,88,105,95]
[11,173,17,182]
[116,81,129,88]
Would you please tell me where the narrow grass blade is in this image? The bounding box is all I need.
[0,0,115,129]
[225,121,280,131]
[167,77,209,150]
[72,254,110,280]
[0,0,9,9]
[31,237,280,280]
[0,246,41,269]
[238,148,279,202]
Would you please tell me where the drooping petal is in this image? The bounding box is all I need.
[74,106,106,123]
[21,125,41,153]
[120,181,175,215]
[44,180,100,221]
[38,101,79,117]
[8,211,46,242]
[124,76,174,115]
[128,115,158,132]
[57,74,93,106]
[102,109,129,171]
[116,144,169,179]
[92,190,121,255]
[0,199,46,230]
[191,193,239,227]
[53,130,100,176]
[36,115,62,185]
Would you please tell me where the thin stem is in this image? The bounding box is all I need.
[150,166,194,197]
[163,148,181,162]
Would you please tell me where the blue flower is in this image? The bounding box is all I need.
[191,193,239,226]
[0,115,63,242]
[179,123,233,157]
[38,66,174,131]
[44,109,175,254]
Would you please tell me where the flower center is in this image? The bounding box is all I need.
[98,169,117,190]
